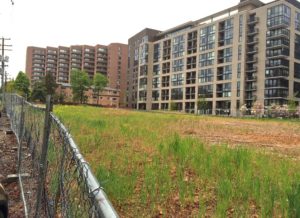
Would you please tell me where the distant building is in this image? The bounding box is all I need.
[26,43,128,106]
[127,0,300,116]
[56,84,120,107]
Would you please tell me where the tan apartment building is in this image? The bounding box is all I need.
[26,43,128,105]
[56,84,120,107]
[127,0,300,116]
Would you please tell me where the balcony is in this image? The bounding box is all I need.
[246,66,257,73]
[247,38,259,45]
[245,85,257,91]
[247,28,259,36]
[247,47,258,54]
[246,57,258,63]
[245,95,257,101]
[248,17,259,25]
[246,75,257,81]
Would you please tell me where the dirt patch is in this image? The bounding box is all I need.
[0,113,24,217]
[177,117,300,157]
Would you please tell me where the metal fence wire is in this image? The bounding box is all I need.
[4,94,118,218]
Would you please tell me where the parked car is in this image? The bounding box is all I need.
[0,184,8,218]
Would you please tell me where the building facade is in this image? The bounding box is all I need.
[56,84,120,107]
[127,0,300,115]
[26,43,128,106]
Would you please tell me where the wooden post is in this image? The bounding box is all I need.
[34,95,52,218]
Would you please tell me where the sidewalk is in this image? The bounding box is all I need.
[0,112,24,217]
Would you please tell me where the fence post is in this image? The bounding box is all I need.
[34,95,53,218]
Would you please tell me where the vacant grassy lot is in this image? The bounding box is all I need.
[55,106,300,217]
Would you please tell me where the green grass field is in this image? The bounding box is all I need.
[54,105,300,217]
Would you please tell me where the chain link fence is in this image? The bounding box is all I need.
[4,93,118,218]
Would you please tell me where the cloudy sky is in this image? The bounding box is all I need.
[0,0,272,79]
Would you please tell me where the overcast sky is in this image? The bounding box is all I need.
[0,0,272,79]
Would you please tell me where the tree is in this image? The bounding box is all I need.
[251,101,264,118]
[239,104,248,116]
[44,73,58,96]
[197,96,208,114]
[70,69,91,104]
[31,81,46,102]
[5,80,15,92]
[14,71,30,97]
[93,73,108,104]
[30,73,57,103]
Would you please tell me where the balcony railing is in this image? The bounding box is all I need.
[246,66,257,72]
[248,17,259,25]
[247,28,259,36]
[247,47,258,54]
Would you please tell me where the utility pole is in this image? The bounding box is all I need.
[0,37,12,107]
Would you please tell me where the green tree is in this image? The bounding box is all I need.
[93,73,108,104]
[197,96,208,114]
[5,80,15,92]
[70,69,91,104]
[44,72,58,96]
[14,71,30,97]
[31,81,46,102]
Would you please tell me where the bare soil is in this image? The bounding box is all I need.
[0,113,24,217]
[177,117,300,157]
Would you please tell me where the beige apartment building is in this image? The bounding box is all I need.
[26,43,128,106]
[127,0,300,116]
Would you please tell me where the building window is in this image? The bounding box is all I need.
[162,62,170,74]
[187,31,197,54]
[200,25,215,51]
[199,52,214,67]
[186,71,196,85]
[171,73,184,86]
[153,64,160,76]
[152,90,160,101]
[152,77,160,89]
[139,90,147,101]
[171,88,183,100]
[163,40,171,60]
[217,65,232,81]
[161,89,169,101]
[199,84,213,98]
[217,83,231,98]
[296,12,300,31]
[162,76,170,87]
[172,59,184,72]
[186,56,197,69]
[238,45,242,61]
[219,19,234,46]
[139,78,147,89]
[295,63,300,79]
[199,68,214,83]
[295,34,300,60]
[239,15,243,42]
[139,44,149,65]
[172,35,185,58]
[267,4,291,28]
[237,63,241,79]
[153,43,161,62]
[139,65,148,76]
[186,87,196,99]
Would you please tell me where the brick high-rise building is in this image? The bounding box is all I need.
[127,0,300,115]
[26,43,128,105]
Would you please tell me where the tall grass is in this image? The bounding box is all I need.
[55,105,300,217]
